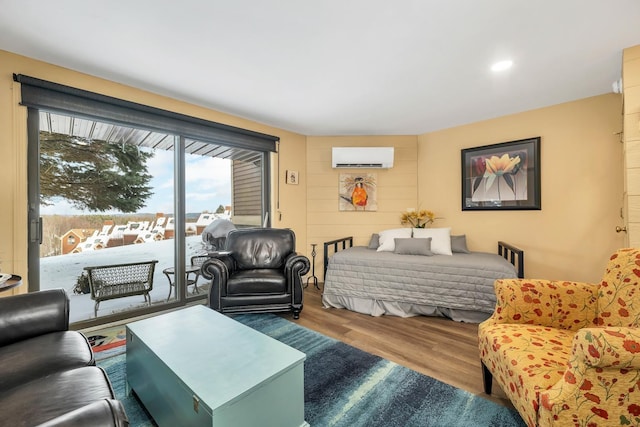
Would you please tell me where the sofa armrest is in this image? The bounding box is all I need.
[538,327,640,426]
[0,288,70,347]
[484,278,598,330]
[36,399,129,427]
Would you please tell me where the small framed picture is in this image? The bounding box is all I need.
[286,170,299,185]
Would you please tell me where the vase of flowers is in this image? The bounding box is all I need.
[400,209,439,228]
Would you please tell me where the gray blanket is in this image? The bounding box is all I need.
[323,246,517,317]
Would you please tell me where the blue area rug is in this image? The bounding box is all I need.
[97,313,525,426]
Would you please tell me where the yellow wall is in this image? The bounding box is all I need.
[624,45,640,246]
[418,94,625,282]
[0,48,631,290]
[0,50,308,295]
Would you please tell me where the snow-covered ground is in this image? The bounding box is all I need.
[41,235,210,323]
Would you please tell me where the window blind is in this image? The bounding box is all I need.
[14,74,278,152]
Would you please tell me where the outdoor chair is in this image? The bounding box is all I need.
[201,228,310,319]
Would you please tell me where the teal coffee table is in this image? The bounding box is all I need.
[126,305,308,427]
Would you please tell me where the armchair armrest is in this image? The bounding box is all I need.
[201,252,235,280]
[0,289,70,347]
[284,252,311,287]
[572,327,640,369]
[539,327,640,426]
[485,278,598,331]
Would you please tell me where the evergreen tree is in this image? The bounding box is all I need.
[40,132,154,212]
[215,204,225,214]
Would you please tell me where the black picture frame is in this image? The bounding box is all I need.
[461,137,541,211]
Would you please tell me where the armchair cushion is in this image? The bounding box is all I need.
[227,228,294,270]
[489,278,598,330]
[227,269,287,294]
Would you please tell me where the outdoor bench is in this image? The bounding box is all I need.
[84,260,158,316]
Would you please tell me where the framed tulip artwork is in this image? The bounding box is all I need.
[339,173,377,211]
[461,137,541,211]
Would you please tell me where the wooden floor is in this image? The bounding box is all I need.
[294,286,512,408]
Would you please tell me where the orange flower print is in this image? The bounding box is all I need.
[623,340,640,353]
[629,404,640,416]
[564,371,576,384]
[584,393,600,404]
[588,345,600,358]
[540,393,551,410]
[619,307,629,317]
[604,330,626,338]
[590,407,609,419]
[580,379,593,390]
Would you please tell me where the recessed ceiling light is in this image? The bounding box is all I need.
[491,60,513,72]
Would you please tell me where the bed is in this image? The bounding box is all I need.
[321,233,524,322]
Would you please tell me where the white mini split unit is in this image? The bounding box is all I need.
[331,147,394,169]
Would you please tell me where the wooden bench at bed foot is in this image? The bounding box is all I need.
[84,260,158,317]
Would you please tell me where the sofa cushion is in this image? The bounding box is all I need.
[478,322,576,426]
[36,399,129,427]
[0,366,115,427]
[0,330,94,391]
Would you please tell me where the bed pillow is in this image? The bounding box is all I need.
[412,227,452,255]
[377,228,412,252]
[368,233,380,249]
[451,235,471,253]
[394,237,433,256]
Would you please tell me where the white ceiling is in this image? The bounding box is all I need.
[1,0,639,136]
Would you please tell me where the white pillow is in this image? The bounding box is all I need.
[377,228,412,252]
[412,227,452,255]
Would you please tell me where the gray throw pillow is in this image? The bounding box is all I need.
[451,235,471,253]
[368,233,380,249]
[394,237,433,256]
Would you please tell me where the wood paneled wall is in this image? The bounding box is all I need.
[624,45,640,246]
[306,136,418,279]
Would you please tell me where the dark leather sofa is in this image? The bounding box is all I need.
[0,289,129,426]
[202,228,310,319]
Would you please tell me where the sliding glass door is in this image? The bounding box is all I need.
[28,111,270,328]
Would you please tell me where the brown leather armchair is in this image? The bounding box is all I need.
[201,228,310,319]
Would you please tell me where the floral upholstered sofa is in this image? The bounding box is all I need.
[478,248,640,427]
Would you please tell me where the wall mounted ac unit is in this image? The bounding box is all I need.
[331,147,394,168]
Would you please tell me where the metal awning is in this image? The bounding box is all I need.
[39,111,262,163]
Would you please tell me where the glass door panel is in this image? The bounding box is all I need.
[184,141,232,299]
[38,112,176,323]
